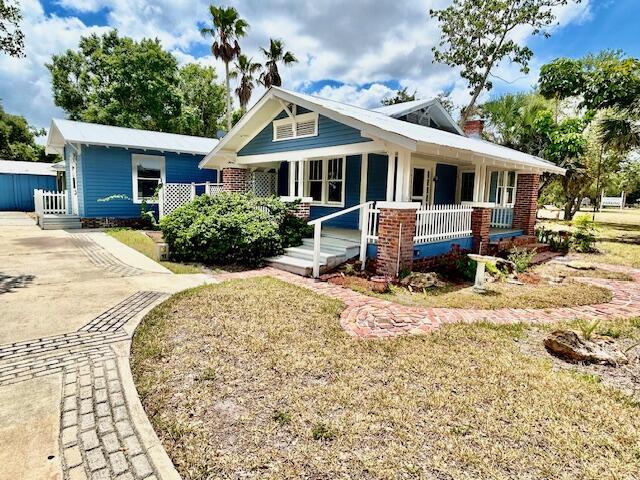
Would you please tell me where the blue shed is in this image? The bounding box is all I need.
[0,160,57,211]
[45,119,219,227]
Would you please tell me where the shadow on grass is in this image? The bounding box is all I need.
[0,272,35,294]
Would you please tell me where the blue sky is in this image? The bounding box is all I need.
[0,0,636,134]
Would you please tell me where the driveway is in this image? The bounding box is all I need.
[0,213,211,479]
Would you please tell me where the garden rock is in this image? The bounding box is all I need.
[401,272,445,289]
[567,261,596,270]
[544,330,628,366]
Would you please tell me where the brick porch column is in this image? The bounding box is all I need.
[471,206,491,254]
[280,196,312,220]
[375,202,419,277]
[512,173,540,236]
[222,167,250,193]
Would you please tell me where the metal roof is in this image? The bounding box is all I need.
[371,98,438,117]
[46,119,219,156]
[0,159,56,176]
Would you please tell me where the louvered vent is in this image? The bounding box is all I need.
[275,122,295,140]
[296,119,316,137]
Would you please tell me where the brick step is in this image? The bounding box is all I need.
[531,250,563,265]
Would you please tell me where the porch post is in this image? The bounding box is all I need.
[512,173,540,236]
[471,206,492,255]
[222,167,250,193]
[375,201,419,277]
[472,162,486,202]
[385,151,396,201]
[297,160,305,197]
[394,150,411,202]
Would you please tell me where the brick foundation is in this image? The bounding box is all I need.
[471,207,491,254]
[412,244,470,270]
[80,217,149,229]
[222,167,250,193]
[376,204,419,277]
[513,173,540,236]
[488,235,537,255]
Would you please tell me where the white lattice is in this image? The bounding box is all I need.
[250,172,277,197]
[161,183,194,217]
[207,183,224,196]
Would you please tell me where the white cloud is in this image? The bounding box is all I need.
[1,0,593,134]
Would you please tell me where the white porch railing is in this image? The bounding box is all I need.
[159,182,223,218]
[414,204,473,243]
[34,189,66,216]
[490,207,514,229]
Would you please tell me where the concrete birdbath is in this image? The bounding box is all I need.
[467,254,504,293]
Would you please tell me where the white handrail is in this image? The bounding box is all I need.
[309,201,374,278]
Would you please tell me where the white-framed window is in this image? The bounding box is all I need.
[273,112,319,141]
[304,157,346,206]
[410,160,435,206]
[132,154,165,203]
[489,170,517,206]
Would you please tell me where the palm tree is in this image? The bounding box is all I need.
[259,38,297,88]
[596,101,640,155]
[200,5,249,131]
[231,54,262,110]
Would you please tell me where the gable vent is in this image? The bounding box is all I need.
[272,112,319,142]
[296,119,317,137]
[275,122,295,140]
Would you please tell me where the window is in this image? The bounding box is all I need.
[132,154,165,203]
[305,157,346,205]
[489,170,516,206]
[460,172,475,202]
[410,166,433,205]
[272,112,318,141]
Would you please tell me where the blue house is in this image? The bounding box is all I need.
[0,160,57,211]
[44,119,219,228]
[199,87,565,276]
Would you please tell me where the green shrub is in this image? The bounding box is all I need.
[454,256,477,281]
[160,193,284,266]
[571,214,598,253]
[253,197,313,247]
[507,247,536,273]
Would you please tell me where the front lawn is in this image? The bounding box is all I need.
[106,228,203,274]
[131,277,640,480]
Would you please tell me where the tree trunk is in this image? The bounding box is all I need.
[225,62,231,132]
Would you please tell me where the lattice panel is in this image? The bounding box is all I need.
[162,183,194,217]
[250,172,277,197]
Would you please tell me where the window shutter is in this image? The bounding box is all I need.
[275,122,294,140]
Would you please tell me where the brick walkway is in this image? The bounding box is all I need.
[215,265,640,339]
[0,292,166,479]
[70,233,148,277]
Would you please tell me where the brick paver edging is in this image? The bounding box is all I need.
[214,265,640,339]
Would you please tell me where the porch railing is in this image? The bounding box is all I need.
[34,189,66,216]
[159,182,223,218]
[490,207,514,229]
[414,204,473,243]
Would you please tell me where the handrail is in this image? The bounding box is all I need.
[308,201,374,278]
[308,201,373,226]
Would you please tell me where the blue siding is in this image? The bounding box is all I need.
[434,163,457,205]
[308,155,361,229]
[366,154,388,201]
[76,146,216,218]
[489,230,523,242]
[238,107,371,156]
[0,173,56,211]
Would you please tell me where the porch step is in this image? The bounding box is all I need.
[267,235,359,277]
[39,214,82,230]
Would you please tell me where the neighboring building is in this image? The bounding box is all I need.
[0,159,57,211]
[45,119,219,228]
[199,87,565,276]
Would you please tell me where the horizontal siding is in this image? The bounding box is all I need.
[308,155,361,229]
[80,146,216,218]
[0,173,56,211]
[238,107,372,156]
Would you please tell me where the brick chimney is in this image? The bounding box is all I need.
[463,119,484,138]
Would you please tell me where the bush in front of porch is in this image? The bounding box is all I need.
[159,193,311,266]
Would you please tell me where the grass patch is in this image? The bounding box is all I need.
[106,228,203,274]
[131,277,640,479]
[342,277,612,309]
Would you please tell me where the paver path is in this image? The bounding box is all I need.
[215,264,640,339]
[0,217,209,480]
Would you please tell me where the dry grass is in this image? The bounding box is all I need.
[580,223,640,269]
[106,228,203,274]
[131,277,640,480]
[343,277,612,310]
[533,262,633,281]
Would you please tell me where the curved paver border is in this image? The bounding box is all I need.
[214,265,640,339]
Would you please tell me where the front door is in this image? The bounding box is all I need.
[70,154,79,215]
[411,166,433,206]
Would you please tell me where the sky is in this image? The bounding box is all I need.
[1,0,639,138]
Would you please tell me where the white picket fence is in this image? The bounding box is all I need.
[490,207,514,228]
[34,189,66,216]
[364,203,473,244]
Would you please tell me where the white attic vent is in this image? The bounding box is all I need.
[272,112,318,142]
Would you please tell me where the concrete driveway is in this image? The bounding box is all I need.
[0,213,211,479]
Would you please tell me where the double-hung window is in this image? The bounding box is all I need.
[132,154,165,203]
[489,170,517,206]
[305,157,345,206]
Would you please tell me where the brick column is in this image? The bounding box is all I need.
[222,167,250,193]
[512,173,540,236]
[281,196,312,220]
[375,202,419,277]
[471,207,491,254]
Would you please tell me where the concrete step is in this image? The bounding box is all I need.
[284,246,337,263]
[265,255,317,276]
[40,215,82,230]
[301,236,359,250]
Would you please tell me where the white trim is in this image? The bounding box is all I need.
[377,201,421,210]
[272,112,319,142]
[235,141,386,165]
[359,153,368,204]
[386,151,396,201]
[131,154,166,204]
[280,196,313,203]
[461,201,495,208]
[304,156,347,207]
